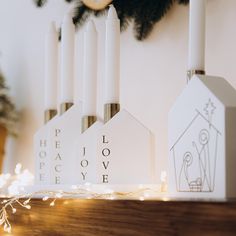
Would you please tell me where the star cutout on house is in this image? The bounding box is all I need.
[204,99,216,125]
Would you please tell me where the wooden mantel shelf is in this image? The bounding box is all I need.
[1,199,236,236]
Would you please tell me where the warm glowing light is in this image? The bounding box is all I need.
[50,201,55,207]
[23,199,30,205]
[25,205,31,210]
[0,164,34,196]
[160,170,168,192]
[15,163,22,175]
[56,193,63,198]
[104,189,114,194]
[162,197,170,202]
[43,196,49,201]
[139,196,145,201]
[161,171,167,182]
[0,174,11,188]
[3,223,11,233]
[0,164,169,234]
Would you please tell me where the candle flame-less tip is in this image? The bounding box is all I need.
[107,4,118,19]
[86,20,97,33]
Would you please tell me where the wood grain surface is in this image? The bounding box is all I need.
[1,199,236,236]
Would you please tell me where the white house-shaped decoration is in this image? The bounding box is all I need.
[96,109,154,185]
[168,75,236,199]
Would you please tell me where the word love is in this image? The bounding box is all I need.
[101,135,110,183]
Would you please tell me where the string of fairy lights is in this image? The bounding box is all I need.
[0,164,167,234]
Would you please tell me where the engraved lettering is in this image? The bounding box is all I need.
[55,176,61,184]
[102,148,110,157]
[102,135,109,144]
[40,140,47,147]
[102,161,109,170]
[55,129,61,137]
[55,141,60,149]
[55,153,62,160]
[39,150,46,158]
[40,162,45,169]
[81,159,88,168]
[82,147,86,156]
[55,165,62,172]
[81,172,87,180]
[102,174,108,183]
[40,173,45,181]
[101,135,110,183]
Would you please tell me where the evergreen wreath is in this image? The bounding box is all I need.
[0,72,18,135]
[34,0,189,40]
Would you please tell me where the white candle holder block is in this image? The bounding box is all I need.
[49,104,82,185]
[96,109,155,185]
[168,75,236,199]
[74,121,103,184]
[34,119,56,185]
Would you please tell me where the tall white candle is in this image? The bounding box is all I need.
[44,21,58,110]
[82,20,98,116]
[105,5,120,104]
[60,11,75,104]
[188,0,206,71]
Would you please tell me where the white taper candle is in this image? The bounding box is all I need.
[82,20,98,116]
[104,5,120,104]
[60,11,75,104]
[44,21,58,110]
[188,0,206,71]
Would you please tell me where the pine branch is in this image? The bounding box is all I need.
[113,0,132,32]
[133,0,174,40]
[178,0,189,5]
[35,0,189,41]
[0,73,19,135]
[34,0,47,7]
[73,4,92,28]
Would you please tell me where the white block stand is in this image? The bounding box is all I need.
[96,109,155,185]
[168,75,236,199]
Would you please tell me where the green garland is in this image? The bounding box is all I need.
[35,0,189,40]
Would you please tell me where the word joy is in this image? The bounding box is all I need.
[80,147,89,181]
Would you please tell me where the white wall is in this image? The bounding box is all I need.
[0,0,235,181]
